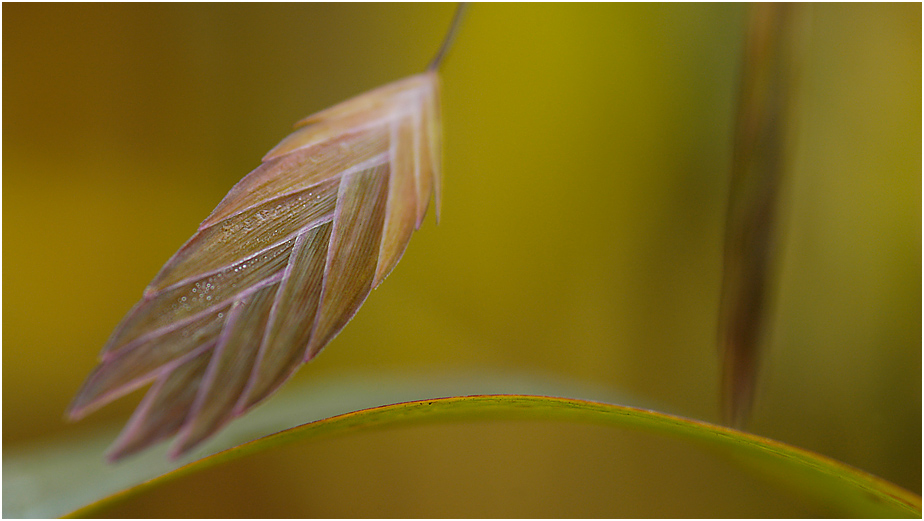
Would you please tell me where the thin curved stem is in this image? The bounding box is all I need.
[428,3,468,72]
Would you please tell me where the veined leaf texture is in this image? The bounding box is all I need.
[67,72,442,461]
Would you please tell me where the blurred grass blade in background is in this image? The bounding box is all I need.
[64,8,465,459]
[719,4,808,427]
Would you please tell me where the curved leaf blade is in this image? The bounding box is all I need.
[5,371,640,519]
[67,395,921,518]
[67,71,443,460]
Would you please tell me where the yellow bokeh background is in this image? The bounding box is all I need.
[4,3,920,513]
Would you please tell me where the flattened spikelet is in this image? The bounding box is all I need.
[68,72,442,461]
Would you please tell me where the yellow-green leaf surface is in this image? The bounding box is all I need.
[68,395,920,518]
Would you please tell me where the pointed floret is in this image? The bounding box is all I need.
[68,71,442,460]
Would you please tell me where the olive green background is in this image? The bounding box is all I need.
[4,2,921,512]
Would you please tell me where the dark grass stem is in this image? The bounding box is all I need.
[719,4,810,428]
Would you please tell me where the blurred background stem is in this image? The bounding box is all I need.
[720,4,809,428]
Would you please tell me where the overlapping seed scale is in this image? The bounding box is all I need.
[107,239,294,354]
[149,180,339,292]
[173,283,279,454]
[265,74,435,162]
[239,222,333,410]
[291,73,435,131]
[423,77,443,219]
[307,164,390,358]
[108,347,214,461]
[210,126,389,226]
[264,111,392,163]
[374,115,419,285]
[75,309,228,415]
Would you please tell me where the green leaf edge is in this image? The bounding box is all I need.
[65,394,921,518]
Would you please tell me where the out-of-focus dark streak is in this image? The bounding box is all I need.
[720,4,808,428]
